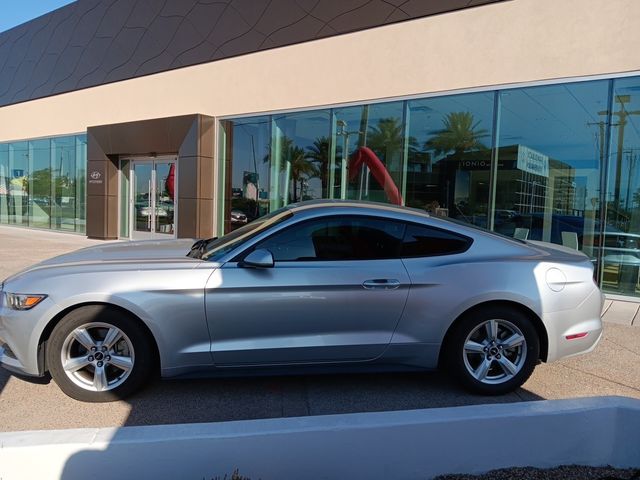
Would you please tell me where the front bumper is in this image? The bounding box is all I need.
[0,344,37,376]
[0,299,55,377]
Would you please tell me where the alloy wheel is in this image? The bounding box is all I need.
[462,318,527,385]
[60,322,135,392]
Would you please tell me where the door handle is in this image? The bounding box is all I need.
[362,279,401,290]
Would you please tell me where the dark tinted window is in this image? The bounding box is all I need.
[401,224,471,257]
[255,216,405,261]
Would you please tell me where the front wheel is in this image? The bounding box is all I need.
[444,306,540,395]
[47,305,155,402]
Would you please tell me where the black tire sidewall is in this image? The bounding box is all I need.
[445,306,540,395]
[47,305,154,402]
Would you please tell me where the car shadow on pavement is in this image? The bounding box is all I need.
[121,371,543,427]
[0,367,49,394]
[57,372,543,479]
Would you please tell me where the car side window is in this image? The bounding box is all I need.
[254,216,405,261]
[401,224,471,257]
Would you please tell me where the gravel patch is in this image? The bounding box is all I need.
[435,465,640,480]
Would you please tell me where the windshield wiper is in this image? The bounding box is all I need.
[188,237,217,259]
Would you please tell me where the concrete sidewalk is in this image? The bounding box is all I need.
[0,225,118,280]
[603,298,640,326]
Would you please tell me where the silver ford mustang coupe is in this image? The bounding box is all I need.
[0,201,603,402]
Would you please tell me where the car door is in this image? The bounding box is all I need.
[205,215,411,366]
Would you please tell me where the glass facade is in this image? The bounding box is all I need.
[0,134,87,233]
[602,77,640,296]
[220,75,640,299]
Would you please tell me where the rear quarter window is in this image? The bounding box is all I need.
[401,223,472,257]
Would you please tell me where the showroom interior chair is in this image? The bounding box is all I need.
[561,231,579,250]
[513,228,529,240]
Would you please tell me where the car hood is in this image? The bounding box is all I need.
[34,239,198,266]
[0,239,200,284]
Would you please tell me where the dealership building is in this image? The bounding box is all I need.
[1,0,640,301]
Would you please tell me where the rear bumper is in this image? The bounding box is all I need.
[543,287,604,363]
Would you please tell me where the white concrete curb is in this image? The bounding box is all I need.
[1,396,638,480]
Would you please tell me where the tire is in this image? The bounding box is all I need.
[46,305,155,402]
[444,306,539,395]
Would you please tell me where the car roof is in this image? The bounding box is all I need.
[283,200,494,237]
[285,199,431,219]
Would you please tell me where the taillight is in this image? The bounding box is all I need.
[566,332,589,340]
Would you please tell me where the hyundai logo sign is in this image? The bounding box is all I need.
[89,170,103,184]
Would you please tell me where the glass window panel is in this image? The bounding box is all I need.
[407,93,495,227]
[52,137,77,231]
[494,81,608,268]
[602,78,640,296]
[155,161,175,235]
[75,135,86,233]
[52,136,76,231]
[8,141,29,226]
[120,159,130,238]
[0,134,86,233]
[29,139,51,228]
[217,121,228,237]
[224,116,271,232]
[0,144,8,223]
[133,163,153,234]
[333,101,406,204]
[271,110,331,208]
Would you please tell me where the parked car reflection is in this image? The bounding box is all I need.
[230,209,248,225]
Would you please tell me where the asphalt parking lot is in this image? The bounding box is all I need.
[0,225,639,432]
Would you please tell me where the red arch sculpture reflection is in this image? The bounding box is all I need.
[166,164,175,200]
[348,146,403,205]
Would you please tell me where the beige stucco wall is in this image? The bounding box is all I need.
[0,0,639,143]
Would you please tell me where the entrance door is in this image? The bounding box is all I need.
[130,158,176,239]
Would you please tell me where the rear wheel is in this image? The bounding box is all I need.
[444,306,539,395]
[47,305,155,402]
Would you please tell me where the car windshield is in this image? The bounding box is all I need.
[198,208,293,262]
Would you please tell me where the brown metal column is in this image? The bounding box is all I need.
[86,131,119,239]
[176,115,215,239]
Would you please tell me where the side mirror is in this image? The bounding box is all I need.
[241,249,274,268]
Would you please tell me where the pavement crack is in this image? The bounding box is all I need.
[603,338,640,357]
[559,364,640,393]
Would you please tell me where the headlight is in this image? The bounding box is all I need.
[4,293,47,310]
